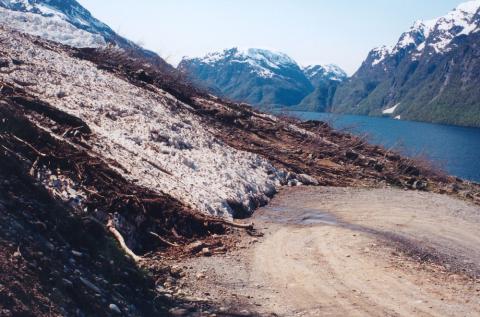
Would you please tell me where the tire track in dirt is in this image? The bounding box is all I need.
[181,187,480,317]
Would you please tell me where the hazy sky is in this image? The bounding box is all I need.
[78,0,465,74]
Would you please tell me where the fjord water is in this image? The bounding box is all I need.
[291,112,480,183]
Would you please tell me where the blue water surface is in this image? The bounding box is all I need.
[290,112,480,183]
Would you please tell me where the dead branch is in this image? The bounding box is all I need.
[29,157,39,176]
[171,227,181,239]
[12,79,37,87]
[219,220,254,229]
[149,231,179,247]
[1,144,28,161]
[141,158,173,176]
[107,219,142,263]
[203,217,254,230]
[83,186,105,198]
[12,134,47,157]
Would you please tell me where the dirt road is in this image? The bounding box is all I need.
[180,187,480,316]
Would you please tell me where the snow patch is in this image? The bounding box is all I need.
[0,7,105,48]
[303,64,347,81]
[371,46,392,66]
[0,30,286,218]
[382,103,400,114]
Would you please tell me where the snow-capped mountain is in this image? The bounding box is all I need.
[183,48,301,79]
[0,0,147,53]
[179,48,347,110]
[303,64,347,84]
[371,0,480,63]
[333,0,480,127]
[179,48,314,108]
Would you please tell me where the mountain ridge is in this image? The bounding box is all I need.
[332,0,480,127]
[179,47,346,111]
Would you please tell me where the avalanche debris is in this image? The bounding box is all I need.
[0,27,286,218]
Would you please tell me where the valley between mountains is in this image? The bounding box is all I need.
[180,1,480,127]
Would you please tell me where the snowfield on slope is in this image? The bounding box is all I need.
[0,28,289,218]
[0,7,106,48]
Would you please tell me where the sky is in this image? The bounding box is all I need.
[78,0,466,75]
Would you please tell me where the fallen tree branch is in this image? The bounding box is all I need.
[1,144,28,161]
[187,212,255,230]
[83,186,105,198]
[29,157,39,176]
[107,219,142,263]
[61,126,84,138]
[218,219,254,229]
[141,158,173,176]
[149,231,179,247]
[12,134,47,157]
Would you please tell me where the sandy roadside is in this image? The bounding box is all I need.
[178,187,480,317]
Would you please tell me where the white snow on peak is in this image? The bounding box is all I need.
[392,21,433,54]
[188,47,300,79]
[426,0,480,52]
[244,48,297,68]
[200,51,226,64]
[371,0,480,63]
[456,0,480,14]
[303,64,347,81]
[371,46,392,66]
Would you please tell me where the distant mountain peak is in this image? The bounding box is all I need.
[179,47,315,107]
[456,0,480,14]
[0,0,108,33]
[303,64,347,82]
[179,48,346,112]
[369,45,392,66]
[182,47,300,79]
[369,0,480,67]
[242,48,298,68]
